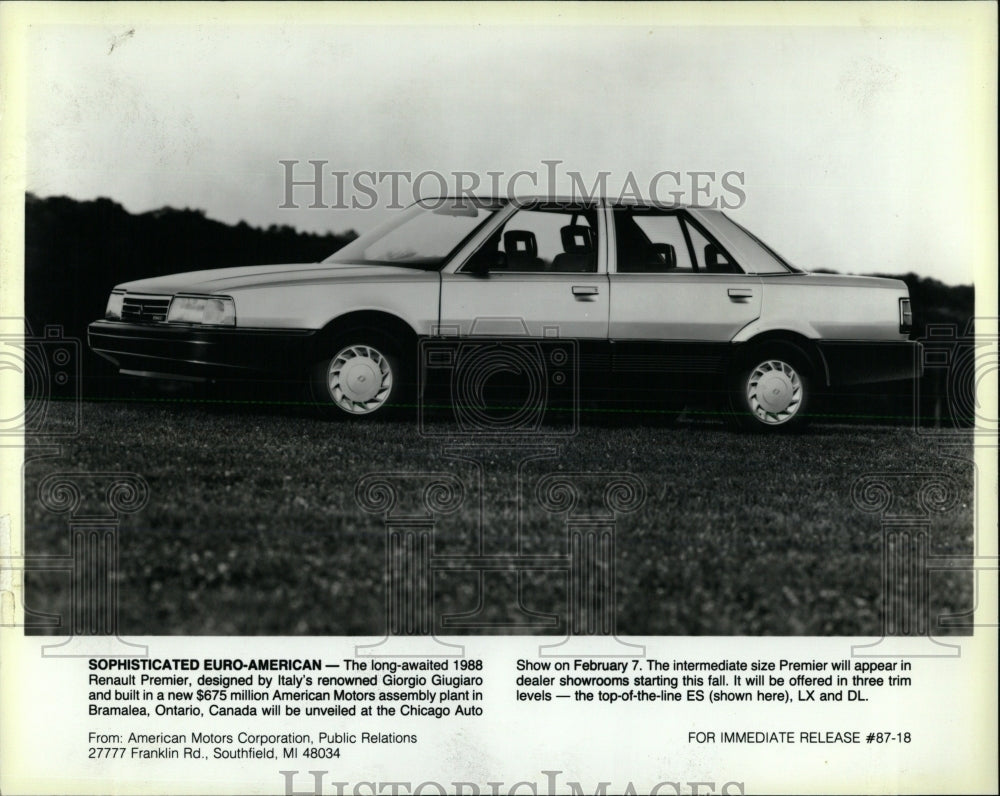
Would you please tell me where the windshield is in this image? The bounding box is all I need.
[324,198,507,269]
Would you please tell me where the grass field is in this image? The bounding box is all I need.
[23,397,975,636]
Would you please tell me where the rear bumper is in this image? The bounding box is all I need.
[817,340,923,387]
[88,320,317,381]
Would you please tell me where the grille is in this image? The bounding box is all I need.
[121,295,171,323]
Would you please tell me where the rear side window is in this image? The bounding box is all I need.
[626,215,694,272]
[684,218,741,274]
[613,209,742,274]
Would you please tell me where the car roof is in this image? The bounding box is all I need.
[421,195,716,210]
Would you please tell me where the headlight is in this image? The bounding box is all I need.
[899,297,913,334]
[105,291,125,320]
[167,295,236,326]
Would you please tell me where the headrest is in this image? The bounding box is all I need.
[704,244,730,273]
[560,225,594,254]
[504,230,538,259]
[647,243,676,270]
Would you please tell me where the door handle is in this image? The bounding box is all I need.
[728,288,754,300]
[572,285,599,297]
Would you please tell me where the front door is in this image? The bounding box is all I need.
[439,202,609,340]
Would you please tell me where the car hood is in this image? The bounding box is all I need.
[117,262,435,294]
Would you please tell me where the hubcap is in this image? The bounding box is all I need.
[327,345,393,414]
[746,359,802,425]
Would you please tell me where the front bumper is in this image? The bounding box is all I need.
[88,320,317,381]
[817,340,923,387]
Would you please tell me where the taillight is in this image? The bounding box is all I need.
[899,297,913,334]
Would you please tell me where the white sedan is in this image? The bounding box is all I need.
[89,197,920,430]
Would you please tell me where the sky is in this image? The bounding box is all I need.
[19,7,995,285]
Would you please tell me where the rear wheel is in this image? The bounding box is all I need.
[730,343,812,431]
[310,333,408,418]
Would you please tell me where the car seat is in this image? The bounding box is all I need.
[551,225,597,272]
[503,230,544,271]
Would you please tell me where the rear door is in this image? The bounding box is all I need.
[607,206,761,372]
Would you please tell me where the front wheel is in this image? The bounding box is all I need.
[310,336,406,418]
[730,345,812,431]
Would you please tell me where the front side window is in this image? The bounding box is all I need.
[464,204,599,273]
[614,208,742,274]
[325,199,505,269]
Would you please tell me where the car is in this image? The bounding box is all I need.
[88,196,921,430]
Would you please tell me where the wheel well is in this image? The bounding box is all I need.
[735,331,828,385]
[313,311,418,360]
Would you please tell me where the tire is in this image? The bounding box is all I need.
[729,342,812,432]
[309,331,409,419]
